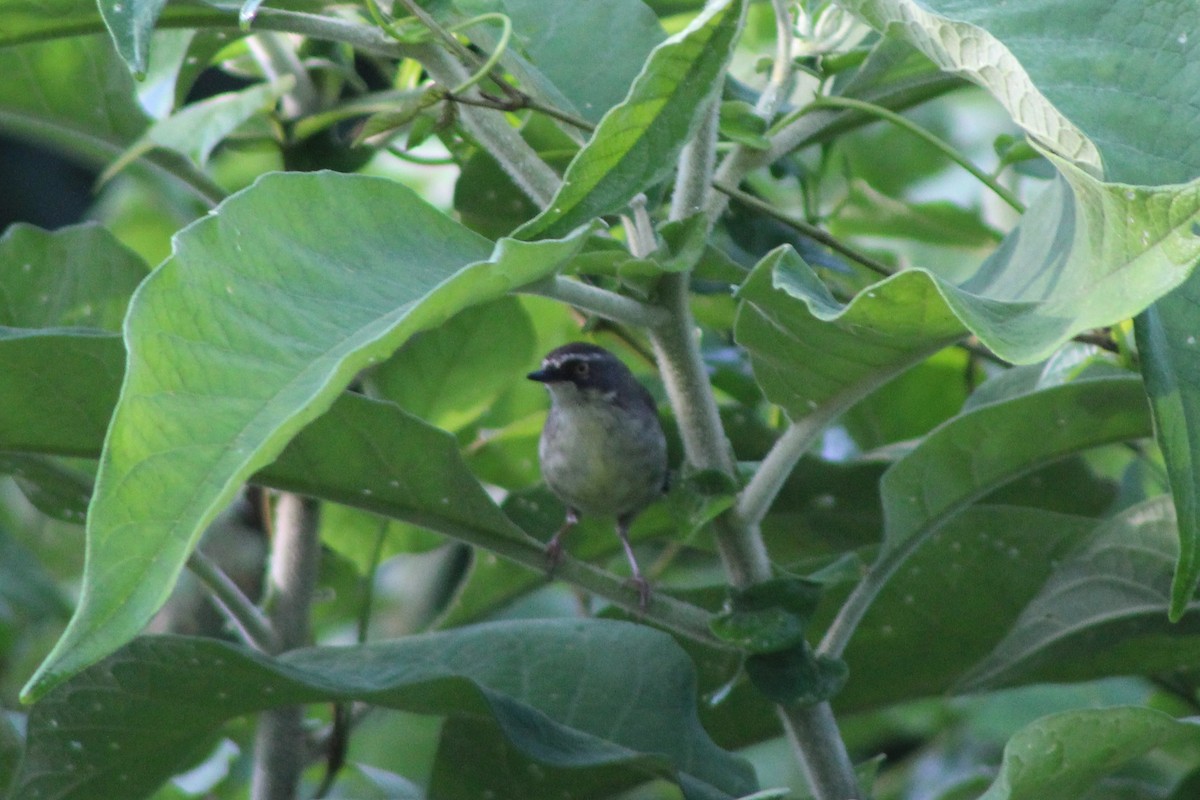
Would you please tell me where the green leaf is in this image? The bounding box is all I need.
[744,647,848,707]
[735,246,965,420]
[99,78,293,184]
[0,34,222,202]
[0,526,72,624]
[1136,293,1200,620]
[941,155,1200,363]
[99,0,167,77]
[711,577,823,653]
[260,392,529,550]
[364,296,537,431]
[837,0,1104,174]
[832,181,1001,247]
[978,707,1200,800]
[0,36,146,169]
[15,622,757,800]
[454,0,666,124]
[832,506,1096,713]
[842,0,1200,185]
[958,497,1200,691]
[0,454,93,523]
[516,0,744,240]
[318,503,441,575]
[23,172,591,700]
[823,377,1153,657]
[0,223,147,330]
[0,333,125,457]
[880,377,1150,564]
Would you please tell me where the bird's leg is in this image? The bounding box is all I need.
[545,507,580,574]
[617,514,651,611]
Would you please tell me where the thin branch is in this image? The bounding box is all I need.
[671,102,720,219]
[520,276,671,328]
[734,403,844,529]
[757,0,797,120]
[810,95,1025,212]
[187,549,279,652]
[714,180,894,277]
[251,494,322,800]
[778,704,862,800]
[416,43,560,206]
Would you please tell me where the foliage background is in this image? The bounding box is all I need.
[2,0,1200,799]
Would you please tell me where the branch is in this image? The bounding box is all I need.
[187,549,279,652]
[251,494,322,800]
[521,276,671,328]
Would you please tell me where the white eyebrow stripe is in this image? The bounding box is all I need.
[543,351,611,367]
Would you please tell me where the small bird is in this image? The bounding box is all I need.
[527,342,668,609]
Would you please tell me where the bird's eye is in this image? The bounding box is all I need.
[573,361,589,378]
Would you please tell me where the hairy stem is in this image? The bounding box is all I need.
[251,494,322,800]
[521,277,671,328]
[416,44,561,206]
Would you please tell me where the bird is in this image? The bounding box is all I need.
[527,342,668,609]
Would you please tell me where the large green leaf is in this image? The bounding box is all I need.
[22,172,591,700]
[0,35,146,166]
[1136,297,1200,620]
[959,496,1200,691]
[0,223,143,458]
[14,622,756,800]
[260,392,529,549]
[840,0,1200,185]
[735,245,965,420]
[364,295,537,431]
[451,0,665,124]
[0,333,124,457]
[978,707,1200,800]
[0,223,147,330]
[834,506,1096,713]
[516,0,744,239]
[820,377,1153,656]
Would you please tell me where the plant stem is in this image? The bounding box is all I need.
[415,43,560,206]
[713,180,894,277]
[522,276,671,328]
[778,704,862,800]
[251,494,322,800]
[735,408,837,529]
[671,103,720,219]
[187,549,279,652]
[810,95,1025,212]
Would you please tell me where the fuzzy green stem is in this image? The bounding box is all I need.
[251,494,322,800]
[779,705,862,800]
[416,44,560,206]
[522,277,672,328]
[187,549,279,652]
[735,408,839,529]
[671,103,720,219]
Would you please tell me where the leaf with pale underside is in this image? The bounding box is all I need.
[22,172,591,701]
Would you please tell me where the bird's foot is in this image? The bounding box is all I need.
[544,537,564,576]
[628,575,652,613]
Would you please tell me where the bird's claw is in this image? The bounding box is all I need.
[629,576,651,612]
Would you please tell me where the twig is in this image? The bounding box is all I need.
[251,494,322,800]
[187,549,279,652]
[714,180,894,277]
[809,95,1025,212]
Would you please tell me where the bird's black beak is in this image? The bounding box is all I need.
[527,367,551,383]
